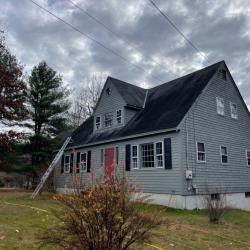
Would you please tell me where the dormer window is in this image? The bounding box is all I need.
[116,109,122,125]
[104,112,113,127]
[95,116,101,129]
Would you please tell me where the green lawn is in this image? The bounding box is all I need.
[1,191,250,250]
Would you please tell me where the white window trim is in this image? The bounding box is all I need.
[104,112,113,128]
[246,150,250,167]
[131,145,139,169]
[116,109,123,125]
[64,154,70,173]
[155,141,164,168]
[220,145,228,164]
[230,102,238,120]
[80,152,87,173]
[135,141,165,169]
[216,97,225,116]
[196,141,206,163]
[95,116,101,130]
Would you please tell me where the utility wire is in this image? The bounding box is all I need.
[29,0,164,83]
[67,0,179,78]
[148,0,211,64]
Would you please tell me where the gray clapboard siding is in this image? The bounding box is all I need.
[54,132,183,195]
[180,65,250,195]
[93,79,126,133]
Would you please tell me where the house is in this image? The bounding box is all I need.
[54,61,250,211]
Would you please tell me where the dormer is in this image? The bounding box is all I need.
[93,77,147,133]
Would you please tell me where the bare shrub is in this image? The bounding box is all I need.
[40,177,161,250]
[203,193,227,224]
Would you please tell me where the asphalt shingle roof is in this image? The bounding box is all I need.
[66,61,223,149]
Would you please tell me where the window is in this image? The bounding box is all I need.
[132,145,139,169]
[220,146,228,164]
[197,142,206,162]
[64,155,70,173]
[95,116,101,129]
[155,142,164,168]
[216,97,225,116]
[247,150,250,166]
[218,69,227,80]
[141,143,155,168]
[230,102,238,119]
[116,109,122,125]
[104,112,113,127]
[80,153,87,172]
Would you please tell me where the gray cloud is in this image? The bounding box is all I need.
[0,0,249,109]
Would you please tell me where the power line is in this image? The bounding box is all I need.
[67,0,179,78]
[28,0,164,84]
[148,0,211,64]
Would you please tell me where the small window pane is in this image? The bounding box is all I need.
[116,110,122,125]
[221,146,227,155]
[198,143,205,152]
[132,145,138,169]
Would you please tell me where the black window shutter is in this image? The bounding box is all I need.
[61,155,65,173]
[70,153,74,173]
[87,151,91,173]
[76,152,80,173]
[125,144,131,171]
[164,138,172,169]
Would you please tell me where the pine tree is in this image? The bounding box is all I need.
[27,61,70,169]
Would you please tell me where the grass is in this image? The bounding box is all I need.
[1,191,250,250]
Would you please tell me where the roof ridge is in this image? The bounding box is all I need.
[149,60,224,91]
[108,76,146,91]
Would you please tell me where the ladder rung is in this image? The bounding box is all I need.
[31,137,71,198]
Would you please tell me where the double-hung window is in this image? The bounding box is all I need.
[104,112,113,127]
[247,150,250,166]
[141,143,155,168]
[155,142,164,168]
[95,116,101,129]
[216,97,225,116]
[116,109,122,125]
[220,146,228,164]
[64,155,70,173]
[80,153,87,172]
[132,145,139,169]
[197,142,206,163]
[230,102,238,119]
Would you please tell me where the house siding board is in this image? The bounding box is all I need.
[94,79,127,133]
[54,132,183,195]
[180,65,250,195]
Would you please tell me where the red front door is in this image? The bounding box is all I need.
[104,148,115,179]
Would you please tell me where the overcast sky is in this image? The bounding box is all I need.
[1,0,250,109]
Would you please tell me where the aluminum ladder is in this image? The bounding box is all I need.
[31,137,72,199]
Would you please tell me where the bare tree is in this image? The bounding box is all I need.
[68,74,105,128]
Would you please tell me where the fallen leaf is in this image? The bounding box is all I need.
[0,235,5,240]
[15,229,19,233]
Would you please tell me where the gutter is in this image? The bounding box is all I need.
[64,127,180,151]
